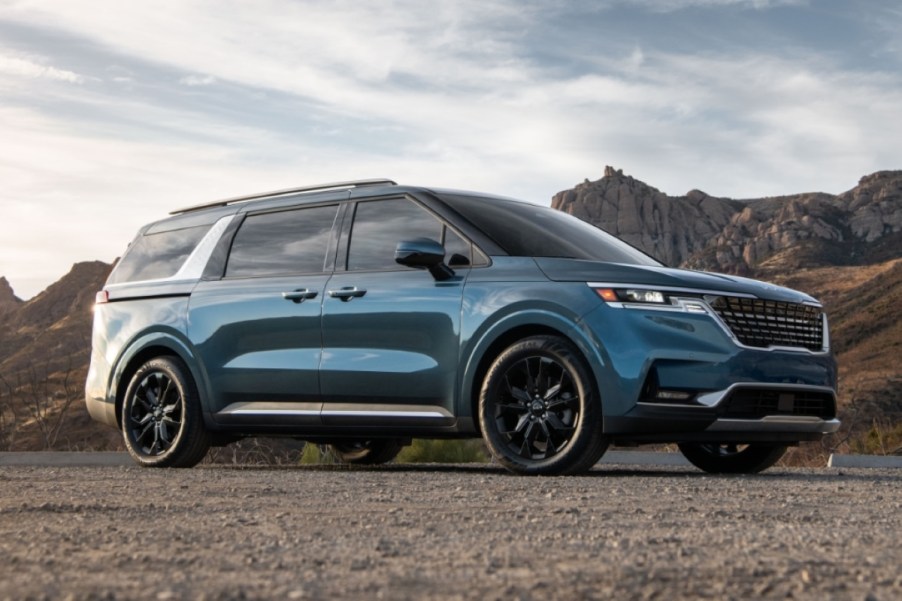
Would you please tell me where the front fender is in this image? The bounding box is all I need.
[458,307,611,424]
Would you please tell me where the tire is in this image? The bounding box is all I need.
[478,335,609,475]
[678,442,787,474]
[121,356,211,468]
[330,439,404,465]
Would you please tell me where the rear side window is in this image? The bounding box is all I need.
[108,224,212,284]
[226,205,339,277]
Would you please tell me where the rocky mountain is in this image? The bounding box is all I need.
[552,167,902,275]
[0,261,115,451]
[0,276,22,316]
[0,261,111,377]
[552,166,742,267]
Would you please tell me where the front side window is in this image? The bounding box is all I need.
[108,224,212,284]
[347,198,443,271]
[226,204,339,277]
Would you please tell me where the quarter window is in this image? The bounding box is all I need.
[108,224,212,284]
[443,227,472,266]
[226,205,338,277]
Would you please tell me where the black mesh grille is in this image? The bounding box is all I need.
[710,296,824,351]
[720,389,836,419]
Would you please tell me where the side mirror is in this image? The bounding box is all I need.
[395,238,455,281]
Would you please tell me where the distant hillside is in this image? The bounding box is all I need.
[0,261,116,451]
[0,261,111,377]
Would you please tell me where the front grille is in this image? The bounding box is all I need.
[709,296,824,351]
[720,388,836,419]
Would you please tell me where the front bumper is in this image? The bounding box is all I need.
[605,383,839,443]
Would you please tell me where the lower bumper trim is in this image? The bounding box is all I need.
[705,416,841,434]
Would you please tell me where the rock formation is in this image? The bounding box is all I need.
[552,167,741,267]
[0,276,23,316]
[552,167,902,274]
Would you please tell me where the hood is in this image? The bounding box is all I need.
[534,258,818,304]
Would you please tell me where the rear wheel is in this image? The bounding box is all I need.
[330,439,404,465]
[478,335,608,475]
[121,356,211,468]
[678,442,787,474]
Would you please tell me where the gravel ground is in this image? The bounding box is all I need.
[0,463,899,601]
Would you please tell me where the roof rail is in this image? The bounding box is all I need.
[170,178,398,215]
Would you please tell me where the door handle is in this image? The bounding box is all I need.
[328,286,367,301]
[281,289,318,303]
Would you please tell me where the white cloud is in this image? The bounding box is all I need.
[0,53,84,83]
[179,74,216,86]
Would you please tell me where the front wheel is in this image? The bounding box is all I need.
[678,442,787,474]
[478,335,609,475]
[121,356,211,468]
[330,439,404,465]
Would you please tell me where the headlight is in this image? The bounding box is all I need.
[623,289,666,303]
[594,288,669,304]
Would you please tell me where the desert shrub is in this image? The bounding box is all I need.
[204,437,304,465]
[298,443,340,465]
[295,439,490,465]
[849,420,902,456]
[395,439,489,464]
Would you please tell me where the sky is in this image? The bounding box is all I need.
[1,0,900,299]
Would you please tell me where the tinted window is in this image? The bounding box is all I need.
[348,199,442,271]
[443,226,472,266]
[108,224,212,284]
[441,194,662,266]
[226,205,338,277]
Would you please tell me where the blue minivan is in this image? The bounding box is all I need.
[85,179,838,474]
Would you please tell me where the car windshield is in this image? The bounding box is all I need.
[440,193,662,266]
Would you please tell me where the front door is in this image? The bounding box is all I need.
[319,196,468,427]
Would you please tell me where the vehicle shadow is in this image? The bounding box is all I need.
[204,462,900,483]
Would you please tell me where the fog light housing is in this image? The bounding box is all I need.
[656,390,693,401]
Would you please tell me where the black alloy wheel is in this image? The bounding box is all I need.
[479,336,608,475]
[678,442,787,474]
[330,439,404,465]
[121,356,210,467]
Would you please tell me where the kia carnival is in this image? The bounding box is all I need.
[85,179,838,474]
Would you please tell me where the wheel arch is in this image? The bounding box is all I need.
[460,311,607,434]
[110,332,206,429]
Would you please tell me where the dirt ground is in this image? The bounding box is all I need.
[0,463,899,601]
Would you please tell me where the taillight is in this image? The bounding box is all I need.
[95,290,109,304]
